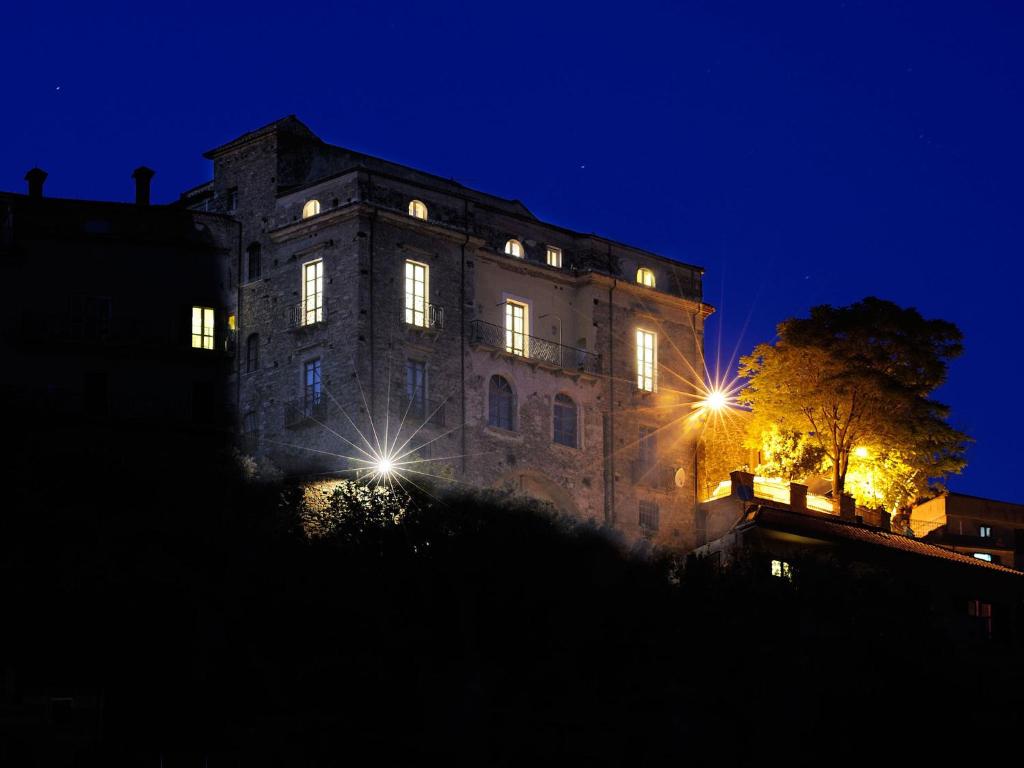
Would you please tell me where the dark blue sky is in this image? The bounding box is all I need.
[5,1,1021,501]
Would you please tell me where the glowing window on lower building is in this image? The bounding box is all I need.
[546,246,562,268]
[404,260,428,327]
[973,553,993,562]
[505,300,528,356]
[191,306,214,350]
[979,526,992,538]
[771,559,792,580]
[636,329,657,391]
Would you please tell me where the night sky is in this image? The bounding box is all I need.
[5,2,1021,502]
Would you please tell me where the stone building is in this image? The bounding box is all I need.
[186,116,713,546]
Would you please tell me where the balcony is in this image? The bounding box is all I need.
[631,462,677,492]
[287,301,329,330]
[285,397,329,428]
[405,303,445,332]
[469,319,600,375]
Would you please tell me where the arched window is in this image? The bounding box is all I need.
[302,199,321,219]
[504,239,524,258]
[488,375,515,430]
[408,199,428,220]
[553,393,577,447]
[636,267,656,288]
[246,242,261,282]
[246,333,260,373]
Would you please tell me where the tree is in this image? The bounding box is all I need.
[738,297,970,513]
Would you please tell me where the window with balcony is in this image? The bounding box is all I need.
[636,267,656,287]
[488,375,515,430]
[505,300,528,356]
[302,199,321,219]
[302,259,324,325]
[246,333,259,373]
[553,393,578,447]
[191,306,214,350]
[639,501,660,532]
[304,359,322,416]
[404,260,429,327]
[247,243,261,281]
[504,239,524,258]
[405,359,426,419]
[408,199,428,220]
[546,246,562,268]
[636,329,657,391]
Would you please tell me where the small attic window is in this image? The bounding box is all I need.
[636,267,656,288]
[302,199,321,219]
[504,239,524,258]
[408,200,428,220]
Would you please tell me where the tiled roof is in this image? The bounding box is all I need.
[743,505,1022,576]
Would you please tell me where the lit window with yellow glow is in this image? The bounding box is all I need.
[635,329,657,391]
[302,259,323,325]
[505,300,528,356]
[302,199,321,219]
[408,199,428,220]
[636,267,656,288]
[504,239,524,258]
[404,260,428,327]
[191,306,214,350]
[771,559,793,580]
[546,246,562,268]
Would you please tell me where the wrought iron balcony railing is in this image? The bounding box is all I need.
[287,301,329,330]
[469,319,599,375]
[405,303,445,331]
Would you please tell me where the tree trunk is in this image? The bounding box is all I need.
[831,459,844,514]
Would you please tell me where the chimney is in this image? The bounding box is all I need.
[132,166,155,206]
[730,470,755,501]
[878,510,891,533]
[839,493,856,520]
[25,168,47,198]
[789,482,807,513]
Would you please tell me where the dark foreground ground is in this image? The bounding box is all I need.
[4,447,1023,767]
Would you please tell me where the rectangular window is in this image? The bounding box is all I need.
[505,300,528,357]
[404,260,429,327]
[405,359,426,419]
[771,559,793,580]
[304,359,322,416]
[973,553,993,562]
[191,306,214,350]
[546,246,562,268]
[226,187,238,212]
[968,599,993,639]
[979,525,992,538]
[639,501,659,532]
[638,426,657,471]
[302,259,324,325]
[636,329,657,391]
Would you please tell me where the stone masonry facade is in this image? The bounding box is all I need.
[186,116,713,548]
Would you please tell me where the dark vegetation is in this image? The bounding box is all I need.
[5,451,1024,767]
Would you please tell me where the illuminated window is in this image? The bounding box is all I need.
[635,329,657,391]
[302,259,323,325]
[302,199,321,219]
[553,393,577,447]
[304,359,322,416]
[973,553,993,562]
[504,239,524,258]
[505,300,528,356]
[408,199,428,220]
[404,260,428,327]
[546,246,562,268]
[191,306,214,350]
[636,267,656,288]
[639,501,659,532]
[246,333,259,373]
[771,559,793,580]
[246,243,261,281]
[980,526,992,538]
[488,375,515,430]
[405,359,426,419]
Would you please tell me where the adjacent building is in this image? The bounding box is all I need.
[911,492,1024,569]
[186,116,713,545]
